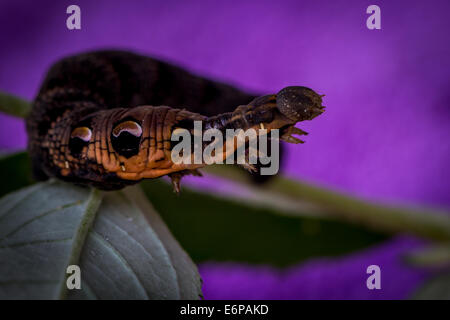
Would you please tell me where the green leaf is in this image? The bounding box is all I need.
[141,179,387,267]
[412,271,450,300]
[0,152,35,198]
[0,91,31,118]
[0,180,202,299]
[204,165,450,242]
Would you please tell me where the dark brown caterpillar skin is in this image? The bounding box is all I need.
[26,50,324,191]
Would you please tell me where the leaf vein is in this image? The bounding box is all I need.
[0,237,72,249]
[0,201,81,242]
[90,230,149,299]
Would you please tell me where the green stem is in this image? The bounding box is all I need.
[57,187,103,300]
[404,244,450,267]
[0,91,31,118]
[204,165,450,242]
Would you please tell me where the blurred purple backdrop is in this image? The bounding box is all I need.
[0,0,448,299]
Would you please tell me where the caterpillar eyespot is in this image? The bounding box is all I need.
[70,127,92,142]
[112,121,142,138]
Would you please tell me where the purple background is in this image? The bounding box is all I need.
[0,0,448,299]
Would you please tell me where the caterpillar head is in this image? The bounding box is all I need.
[276,86,325,122]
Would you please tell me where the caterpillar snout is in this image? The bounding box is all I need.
[276,86,325,122]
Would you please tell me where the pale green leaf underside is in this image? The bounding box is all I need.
[0,180,201,299]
